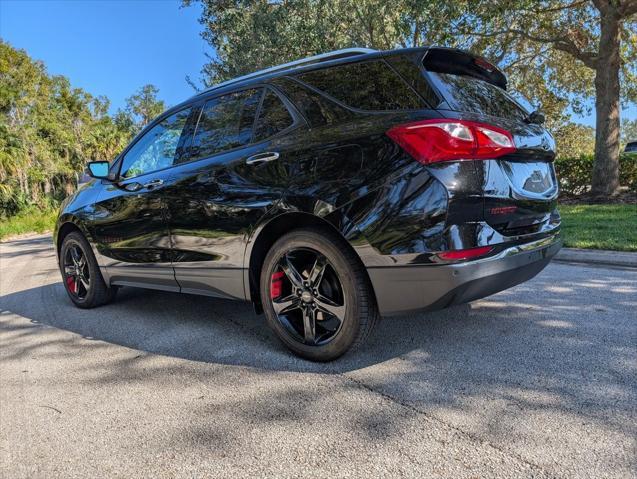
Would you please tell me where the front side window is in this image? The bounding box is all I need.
[120,108,192,178]
[190,89,261,161]
[254,90,294,142]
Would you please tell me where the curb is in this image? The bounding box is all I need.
[0,231,52,243]
[555,248,637,268]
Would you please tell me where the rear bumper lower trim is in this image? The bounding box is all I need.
[368,234,562,316]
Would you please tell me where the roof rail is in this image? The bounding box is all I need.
[200,48,377,94]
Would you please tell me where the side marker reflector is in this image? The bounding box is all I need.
[437,246,494,261]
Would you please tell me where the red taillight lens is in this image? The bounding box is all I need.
[386,119,516,164]
[436,246,494,261]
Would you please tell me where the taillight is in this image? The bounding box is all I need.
[386,119,516,164]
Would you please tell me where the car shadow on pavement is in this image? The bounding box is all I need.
[2,259,636,435]
[0,279,475,374]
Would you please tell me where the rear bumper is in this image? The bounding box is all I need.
[367,234,562,316]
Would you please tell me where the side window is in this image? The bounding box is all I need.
[190,89,261,161]
[385,55,440,108]
[296,60,425,111]
[271,77,353,127]
[254,89,294,141]
[120,108,192,178]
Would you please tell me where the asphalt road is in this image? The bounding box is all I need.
[1,234,635,478]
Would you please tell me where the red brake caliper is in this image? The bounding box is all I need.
[270,271,285,299]
[66,275,77,294]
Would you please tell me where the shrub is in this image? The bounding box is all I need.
[554,154,637,196]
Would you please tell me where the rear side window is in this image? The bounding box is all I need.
[296,60,425,111]
[271,77,352,127]
[385,55,440,108]
[190,88,261,161]
[254,90,294,141]
[428,72,528,121]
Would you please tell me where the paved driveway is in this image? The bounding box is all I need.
[1,235,635,478]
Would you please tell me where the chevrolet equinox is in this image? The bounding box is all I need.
[55,47,562,361]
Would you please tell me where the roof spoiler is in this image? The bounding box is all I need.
[422,47,507,90]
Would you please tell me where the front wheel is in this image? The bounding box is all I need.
[260,227,378,361]
[59,231,116,308]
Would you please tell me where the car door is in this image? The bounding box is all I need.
[89,106,195,291]
[166,87,302,300]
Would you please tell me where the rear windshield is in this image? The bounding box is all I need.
[428,72,529,121]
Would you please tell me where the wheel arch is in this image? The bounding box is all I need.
[56,221,85,255]
[245,211,374,313]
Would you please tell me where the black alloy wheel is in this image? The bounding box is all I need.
[59,231,117,308]
[270,248,346,346]
[63,242,91,300]
[261,227,378,361]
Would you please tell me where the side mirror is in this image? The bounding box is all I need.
[87,161,112,180]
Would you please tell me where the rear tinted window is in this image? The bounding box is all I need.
[254,90,294,141]
[428,72,528,121]
[296,60,425,111]
[272,77,352,127]
[190,88,261,161]
[385,55,440,108]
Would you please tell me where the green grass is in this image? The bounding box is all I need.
[0,207,57,241]
[559,204,637,252]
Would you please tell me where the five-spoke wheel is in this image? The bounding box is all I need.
[63,243,91,300]
[270,248,346,346]
[261,227,378,361]
[59,231,116,308]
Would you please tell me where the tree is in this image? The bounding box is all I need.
[182,0,466,86]
[553,123,596,157]
[0,41,145,216]
[124,84,166,132]
[621,118,637,145]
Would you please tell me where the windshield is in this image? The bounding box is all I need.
[428,72,529,121]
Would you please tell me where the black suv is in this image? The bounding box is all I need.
[55,47,561,361]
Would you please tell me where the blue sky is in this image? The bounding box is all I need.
[1,0,635,125]
[0,0,208,113]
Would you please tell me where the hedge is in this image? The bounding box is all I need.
[554,154,637,196]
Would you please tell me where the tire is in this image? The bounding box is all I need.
[260,227,378,361]
[59,231,117,308]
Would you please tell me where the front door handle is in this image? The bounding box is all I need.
[143,178,164,189]
[246,152,280,166]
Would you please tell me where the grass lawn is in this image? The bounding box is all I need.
[0,207,57,241]
[559,204,637,252]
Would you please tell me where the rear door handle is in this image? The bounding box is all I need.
[143,178,164,189]
[246,152,280,165]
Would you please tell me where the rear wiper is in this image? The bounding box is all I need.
[524,110,545,125]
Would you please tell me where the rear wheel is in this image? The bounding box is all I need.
[59,231,116,308]
[260,227,378,361]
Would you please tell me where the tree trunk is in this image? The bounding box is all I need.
[591,9,621,197]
